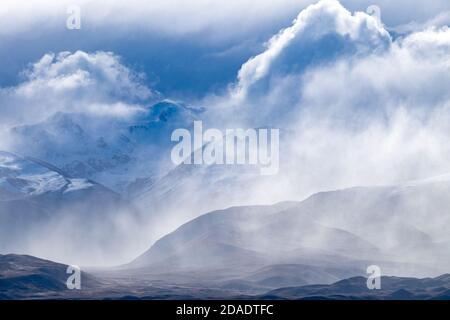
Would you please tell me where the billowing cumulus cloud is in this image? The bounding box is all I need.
[0,50,154,128]
[198,0,450,205]
[280,25,450,190]
[24,51,152,101]
[1,0,449,98]
[235,0,391,99]
[299,27,450,120]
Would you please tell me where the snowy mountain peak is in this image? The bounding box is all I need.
[0,151,94,199]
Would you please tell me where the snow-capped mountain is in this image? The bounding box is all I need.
[9,100,202,194]
[0,151,96,200]
[0,151,142,266]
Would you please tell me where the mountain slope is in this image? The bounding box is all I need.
[10,100,202,194]
[263,274,450,300]
[0,151,141,266]
[130,180,450,283]
[0,254,100,299]
[129,201,379,271]
[0,151,100,200]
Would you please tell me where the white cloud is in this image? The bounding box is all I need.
[22,51,152,102]
[0,0,312,39]
[392,11,450,34]
[0,50,154,127]
[0,0,448,99]
[0,0,448,38]
[198,1,450,204]
[300,26,450,118]
[234,0,391,99]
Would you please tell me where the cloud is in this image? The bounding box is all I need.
[1,0,448,98]
[299,26,450,121]
[0,0,312,39]
[392,11,450,34]
[197,1,450,205]
[0,50,154,128]
[234,0,391,100]
[0,0,448,37]
[22,50,153,103]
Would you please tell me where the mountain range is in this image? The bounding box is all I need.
[2,144,450,282]
[2,254,450,300]
[1,0,450,300]
[130,181,450,278]
[0,150,141,265]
